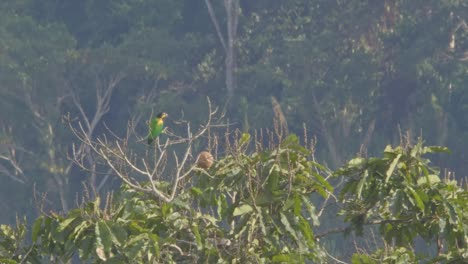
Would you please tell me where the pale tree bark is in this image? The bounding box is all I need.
[204,0,240,97]
[24,88,72,212]
[0,125,26,184]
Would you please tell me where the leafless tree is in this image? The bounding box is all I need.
[204,0,240,97]
[70,98,219,202]
[21,66,127,212]
[0,126,26,184]
[69,70,127,190]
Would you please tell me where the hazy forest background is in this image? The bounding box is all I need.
[0,0,467,263]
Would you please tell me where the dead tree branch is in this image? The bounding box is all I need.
[70,98,219,202]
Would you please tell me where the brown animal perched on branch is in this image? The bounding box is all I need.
[197,151,214,169]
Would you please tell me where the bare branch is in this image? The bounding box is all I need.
[204,0,227,51]
[69,97,222,202]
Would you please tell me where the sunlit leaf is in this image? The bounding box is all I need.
[96,246,107,261]
[31,217,43,243]
[351,253,376,264]
[310,170,333,193]
[386,154,401,183]
[357,170,369,199]
[233,204,253,216]
[96,221,113,254]
[190,187,203,196]
[348,158,366,168]
[280,213,298,241]
[423,146,450,154]
[417,174,441,185]
[57,217,77,232]
[297,215,314,247]
[239,132,251,147]
[72,221,91,242]
[191,223,203,250]
[301,196,319,226]
[293,193,301,216]
[443,201,457,224]
[408,187,425,212]
[148,233,160,258]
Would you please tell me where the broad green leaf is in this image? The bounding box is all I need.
[58,217,77,232]
[280,213,298,241]
[167,212,181,222]
[31,217,43,242]
[293,193,301,216]
[258,209,267,235]
[199,214,218,227]
[125,234,149,259]
[357,170,369,199]
[173,218,189,230]
[301,196,319,226]
[415,189,428,203]
[386,154,401,183]
[172,197,190,210]
[423,146,450,154]
[384,145,394,153]
[266,168,280,192]
[283,197,295,211]
[272,254,292,262]
[129,221,145,233]
[190,187,203,196]
[348,157,366,168]
[272,253,304,263]
[351,253,377,264]
[217,194,227,219]
[417,174,440,185]
[191,223,203,250]
[126,233,149,246]
[254,192,274,206]
[79,236,94,259]
[0,258,18,264]
[109,223,127,247]
[96,221,113,254]
[297,215,314,247]
[310,170,333,193]
[420,164,430,177]
[408,187,425,211]
[161,203,171,218]
[233,204,253,216]
[443,201,457,224]
[148,233,160,258]
[390,190,404,216]
[310,161,328,172]
[72,221,91,242]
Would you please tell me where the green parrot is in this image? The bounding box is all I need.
[147,112,168,144]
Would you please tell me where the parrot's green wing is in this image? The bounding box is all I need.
[147,117,164,144]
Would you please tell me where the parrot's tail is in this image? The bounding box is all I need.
[147,137,154,145]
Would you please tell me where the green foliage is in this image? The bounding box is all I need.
[195,134,331,262]
[351,247,417,264]
[0,218,37,263]
[1,132,467,263]
[336,139,468,262]
[17,134,331,263]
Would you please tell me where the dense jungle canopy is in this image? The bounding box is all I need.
[0,0,467,263]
